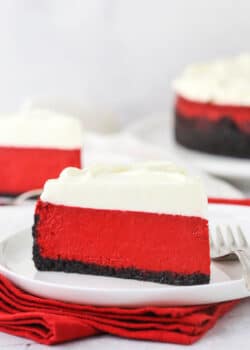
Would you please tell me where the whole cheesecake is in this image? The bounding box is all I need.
[33,162,210,286]
[0,109,82,195]
[174,54,250,158]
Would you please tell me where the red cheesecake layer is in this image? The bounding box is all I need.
[0,147,81,195]
[33,200,210,285]
[176,95,250,133]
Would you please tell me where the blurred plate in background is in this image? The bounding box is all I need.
[126,115,250,189]
[83,130,243,199]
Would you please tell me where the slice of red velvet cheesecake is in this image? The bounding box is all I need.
[0,109,82,195]
[33,162,210,285]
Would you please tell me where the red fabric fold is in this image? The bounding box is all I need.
[0,197,246,345]
[0,273,238,345]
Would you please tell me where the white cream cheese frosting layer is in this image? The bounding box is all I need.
[174,54,250,106]
[0,109,83,149]
[41,162,207,218]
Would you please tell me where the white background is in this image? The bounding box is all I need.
[0,0,249,122]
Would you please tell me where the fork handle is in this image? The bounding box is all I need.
[234,249,250,291]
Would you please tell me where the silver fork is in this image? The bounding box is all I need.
[210,225,250,290]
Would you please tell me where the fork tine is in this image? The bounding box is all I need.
[209,230,214,245]
[209,232,215,253]
[215,225,226,247]
[226,225,236,248]
[237,226,248,248]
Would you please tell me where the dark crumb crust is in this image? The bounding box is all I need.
[32,214,210,286]
[175,111,250,158]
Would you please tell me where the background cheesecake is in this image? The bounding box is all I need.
[33,162,210,286]
[174,54,250,158]
[0,109,82,195]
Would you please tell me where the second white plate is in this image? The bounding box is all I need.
[126,115,250,181]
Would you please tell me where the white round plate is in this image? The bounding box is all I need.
[0,203,249,307]
[126,115,250,181]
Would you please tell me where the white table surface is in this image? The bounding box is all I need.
[0,204,249,349]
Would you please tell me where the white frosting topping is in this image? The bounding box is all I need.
[174,54,250,106]
[0,109,83,148]
[41,162,207,218]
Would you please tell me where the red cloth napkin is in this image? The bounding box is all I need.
[0,198,246,346]
[0,274,239,345]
